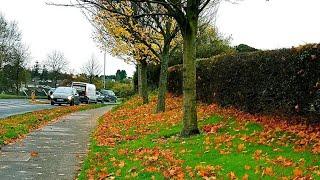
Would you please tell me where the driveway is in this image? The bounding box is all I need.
[0,99,56,119]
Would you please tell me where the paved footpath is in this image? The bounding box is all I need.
[0,106,113,180]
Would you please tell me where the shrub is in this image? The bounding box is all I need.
[168,44,320,119]
[111,82,135,98]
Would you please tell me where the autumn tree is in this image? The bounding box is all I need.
[92,3,180,110]
[50,0,180,110]
[91,6,160,104]
[81,55,102,83]
[59,0,223,136]
[44,50,69,88]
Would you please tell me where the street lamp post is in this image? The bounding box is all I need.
[103,46,106,89]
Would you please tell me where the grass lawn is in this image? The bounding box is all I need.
[0,94,47,99]
[0,104,106,145]
[79,95,320,179]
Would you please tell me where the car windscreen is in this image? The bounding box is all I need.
[54,87,72,94]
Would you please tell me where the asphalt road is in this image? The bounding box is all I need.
[0,99,56,119]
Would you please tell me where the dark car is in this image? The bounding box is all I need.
[96,91,104,103]
[50,87,80,106]
[101,90,117,103]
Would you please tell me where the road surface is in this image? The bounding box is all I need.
[0,99,56,119]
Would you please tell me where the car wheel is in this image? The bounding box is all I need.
[51,101,54,105]
[70,100,74,106]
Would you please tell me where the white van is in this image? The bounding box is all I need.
[71,82,97,104]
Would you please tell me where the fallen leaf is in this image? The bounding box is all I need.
[263,167,273,176]
[30,151,38,157]
[115,169,121,176]
[118,161,125,168]
[228,171,237,180]
[242,174,249,180]
[293,167,303,177]
[237,143,245,152]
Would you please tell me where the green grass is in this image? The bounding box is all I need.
[0,94,47,99]
[0,103,107,145]
[79,114,320,179]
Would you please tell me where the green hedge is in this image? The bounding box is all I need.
[168,44,320,119]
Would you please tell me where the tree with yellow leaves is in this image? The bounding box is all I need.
[93,2,179,110]
[59,0,223,137]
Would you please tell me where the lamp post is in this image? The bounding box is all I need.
[103,46,106,89]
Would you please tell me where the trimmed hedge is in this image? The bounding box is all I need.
[168,44,320,118]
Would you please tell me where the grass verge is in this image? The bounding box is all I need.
[0,103,106,145]
[78,95,320,179]
[0,94,47,99]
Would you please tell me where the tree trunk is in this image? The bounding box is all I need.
[141,60,149,104]
[156,43,170,113]
[137,63,142,97]
[180,18,199,137]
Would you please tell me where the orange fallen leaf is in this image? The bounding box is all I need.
[228,171,237,180]
[253,150,262,160]
[244,165,251,170]
[293,167,303,177]
[30,151,38,157]
[242,174,249,180]
[263,167,273,176]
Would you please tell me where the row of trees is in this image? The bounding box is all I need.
[58,0,235,136]
[0,14,29,94]
[30,51,129,90]
[30,51,104,88]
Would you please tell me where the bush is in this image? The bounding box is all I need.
[168,44,320,119]
[110,82,135,98]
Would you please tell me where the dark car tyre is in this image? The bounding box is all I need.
[51,101,54,105]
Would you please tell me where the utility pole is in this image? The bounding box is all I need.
[103,46,106,89]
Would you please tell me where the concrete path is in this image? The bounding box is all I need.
[0,106,113,180]
[0,99,56,119]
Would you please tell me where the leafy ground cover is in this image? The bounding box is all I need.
[0,104,106,145]
[79,95,320,179]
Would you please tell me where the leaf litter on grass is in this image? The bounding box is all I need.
[81,94,320,179]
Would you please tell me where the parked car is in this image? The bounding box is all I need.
[101,90,117,103]
[71,82,97,104]
[50,87,80,106]
[47,88,55,100]
[96,91,104,103]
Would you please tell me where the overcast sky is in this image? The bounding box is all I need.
[217,0,320,49]
[0,0,319,77]
[0,0,136,76]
